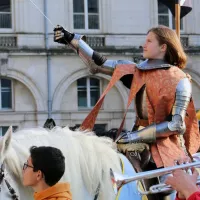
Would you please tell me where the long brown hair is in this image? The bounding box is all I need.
[148,26,187,69]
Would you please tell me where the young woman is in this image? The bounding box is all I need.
[54,25,200,200]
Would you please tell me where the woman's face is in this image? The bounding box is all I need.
[143,31,166,60]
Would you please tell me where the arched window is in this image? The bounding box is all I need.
[0,78,12,109]
[73,0,99,30]
[158,1,183,30]
[77,77,100,108]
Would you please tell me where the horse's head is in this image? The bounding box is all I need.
[0,126,12,165]
[0,127,20,200]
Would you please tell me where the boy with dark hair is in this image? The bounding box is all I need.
[23,146,72,200]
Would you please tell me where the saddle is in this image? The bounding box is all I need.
[125,148,151,172]
[117,142,151,173]
[124,118,152,172]
[119,144,175,200]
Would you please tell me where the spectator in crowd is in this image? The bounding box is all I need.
[23,146,72,200]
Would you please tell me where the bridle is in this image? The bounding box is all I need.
[0,162,19,200]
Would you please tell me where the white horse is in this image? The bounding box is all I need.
[0,126,143,200]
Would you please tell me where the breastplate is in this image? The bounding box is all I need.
[135,85,148,120]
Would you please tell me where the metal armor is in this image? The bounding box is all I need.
[53,25,134,74]
[116,78,192,144]
[137,59,172,70]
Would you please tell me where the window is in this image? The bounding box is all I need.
[158,1,183,30]
[0,126,17,136]
[77,77,100,108]
[0,0,12,28]
[0,78,12,109]
[73,0,99,30]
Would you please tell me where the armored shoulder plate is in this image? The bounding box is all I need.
[172,78,192,118]
[136,59,173,70]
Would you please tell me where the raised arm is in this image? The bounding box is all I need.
[54,25,135,76]
[116,77,192,143]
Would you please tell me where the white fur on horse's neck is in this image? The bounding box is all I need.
[4,127,121,200]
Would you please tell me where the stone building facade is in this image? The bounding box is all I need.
[0,0,199,135]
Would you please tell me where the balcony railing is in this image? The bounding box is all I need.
[86,36,105,47]
[0,37,16,47]
[0,12,11,29]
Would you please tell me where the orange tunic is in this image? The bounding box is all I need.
[133,66,200,167]
[81,64,200,167]
[34,183,72,200]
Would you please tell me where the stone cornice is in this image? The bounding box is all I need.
[0,47,199,55]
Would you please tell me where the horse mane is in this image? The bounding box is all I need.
[5,127,121,199]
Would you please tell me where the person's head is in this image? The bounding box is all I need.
[143,26,187,69]
[23,146,65,189]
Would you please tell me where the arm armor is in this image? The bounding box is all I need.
[116,78,192,144]
[70,34,135,74]
[54,26,135,74]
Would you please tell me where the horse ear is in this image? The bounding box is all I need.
[0,126,12,160]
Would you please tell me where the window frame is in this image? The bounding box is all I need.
[0,78,13,110]
[0,0,14,32]
[77,76,102,109]
[73,0,101,33]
